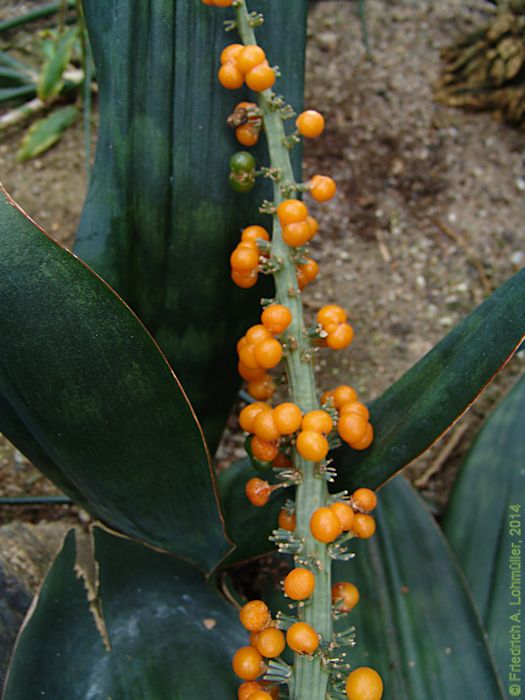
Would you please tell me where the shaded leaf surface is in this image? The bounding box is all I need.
[0,189,229,571]
[334,477,505,698]
[444,371,525,684]
[76,0,307,452]
[332,269,525,491]
[4,527,245,699]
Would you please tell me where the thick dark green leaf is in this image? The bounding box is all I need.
[219,458,288,566]
[4,527,245,699]
[75,0,307,452]
[444,371,525,687]
[16,105,77,162]
[334,477,505,698]
[0,188,230,571]
[332,268,525,491]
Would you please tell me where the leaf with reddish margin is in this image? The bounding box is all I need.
[0,187,230,572]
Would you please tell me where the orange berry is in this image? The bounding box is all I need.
[242,225,270,247]
[277,199,308,225]
[246,63,276,92]
[320,390,334,405]
[253,338,283,369]
[330,502,355,531]
[232,269,258,288]
[283,567,315,600]
[286,622,319,654]
[332,581,360,613]
[337,413,369,444]
[249,631,260,647]
[248,692,273,700]
[214,0,234,6]
[252,409,281,442]
[296,110,325,138]
[282,221,312,247]
[310,506,343,543]
[273,402,303,435]
[236,123,260,147]
[239,343,260,370]
[238,681,263,700]
[297,257,319,289]
[247,375,276,401]
[351,423,374,450]
[338,412,368,445]
[218,62,244,90]
[332,385,358,408]
[278,508,296,531]
[234,100,258,114]
[237,239,258,251]
[296,430,329,462]
[237,336,248,353]
[296,267,309,290]
[232,646,265,681]
[238,362,266,382]
[352,488,378,513]
[298,257,319,283]
[256,627,285,658]
[352,513,376,539]
[201,0,216,6]
[340,401,370,421]
[237,45,266,74]
[239,402,270,433]
[327,323,354,350]
[302,410,333,434]
[239,600,271,632]
[309,175,337,202]
[245,477,272,507]
[231,245,259,273]
[221,44,244,63]
[306,216,319,237]
[317,304,347,327]
[246,324,272,346]
[250,436,279,462]
[345,667,383,700]
[261,304,292,334]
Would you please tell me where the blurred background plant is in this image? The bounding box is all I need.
[0,0,95,164]
[435,0,525,126]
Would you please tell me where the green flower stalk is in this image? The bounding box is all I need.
[205,1,383,699]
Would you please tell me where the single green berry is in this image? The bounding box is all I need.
[230,150,256,174]
[229,172,256,193]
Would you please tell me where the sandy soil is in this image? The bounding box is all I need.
[1,0,524,523]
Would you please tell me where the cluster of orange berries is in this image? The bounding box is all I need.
[317,305,354,351]
[236,304,291,399]
[277,199,317,248]
[273,488,377,542]
[219,44,276,93]
[241,399,334,470]
[234,558,381,699]
[230,225,270,289]
[310,488,378,544]
[234,599,320,681]
[322,384,374,450]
